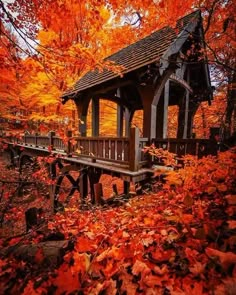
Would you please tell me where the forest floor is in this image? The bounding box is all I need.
[0,148,235,295]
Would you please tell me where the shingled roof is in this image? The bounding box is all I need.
[62,10,201,99]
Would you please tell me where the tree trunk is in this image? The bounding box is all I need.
[224,69,236,138]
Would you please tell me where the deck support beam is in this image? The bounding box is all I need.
[123,181,130,195]
[79,171,88,202]
[88,168,101,204]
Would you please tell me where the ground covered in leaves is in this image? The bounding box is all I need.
[0,148,236,295]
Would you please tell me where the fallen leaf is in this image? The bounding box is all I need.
[205,248,236,270]
[132,260,151,276]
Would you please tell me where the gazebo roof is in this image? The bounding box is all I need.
[62,10,205,100]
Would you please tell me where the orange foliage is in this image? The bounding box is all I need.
[0,147,235,293]
[0,0,235,135]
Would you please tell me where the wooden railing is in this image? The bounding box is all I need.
[152,138,218,159]
[3,128,218,172]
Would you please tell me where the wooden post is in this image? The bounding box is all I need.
[183,69,190,139]
[124,108,131,137]
[79,172,88,202]
[66,130,72,154]
[177,92,186,139]
[94,183,103,204]
[156,95,164,138]
[116,88,123,137]
[163,80,169,138]
[88,168,101,204]
[123,181,130,195]
[183,90,189,139]
[92,97,99,136]
[117,104,124,137]
[143,102,157,139]
[129,127,140,171]
[48,131,55,149]
[187,101,199,138]
[79,115,87,137]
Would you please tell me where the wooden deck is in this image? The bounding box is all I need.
[3,128,217,174]
[1,128,219,209]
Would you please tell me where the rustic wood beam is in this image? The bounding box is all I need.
[187,101,200,138]
[117,104,124,137]
[124,108,131,137]
[183,69,190,138]
[116,88,124,137]
[123,181,130,195]
[79,172,88,201]
[92,97,99,137]
[163,79,170,138]
[160,12,200,74]
[87,79,134,97]
[75,98,90,137]
[129,127,140,171]
[156,95,164,138]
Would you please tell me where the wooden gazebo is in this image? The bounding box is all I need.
[4,10,215,210]
[62,10,212,140]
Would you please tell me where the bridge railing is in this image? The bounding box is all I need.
[3,128,218,172]
[70,136,130,163]
[152,138,217,160]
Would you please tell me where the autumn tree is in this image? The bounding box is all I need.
[0,0,138,124]
[193,0,236,138]
[0,0,235,137]
[0,22,22,118]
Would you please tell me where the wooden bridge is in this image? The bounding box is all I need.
[2,128,218,211]
[1,10,216,210]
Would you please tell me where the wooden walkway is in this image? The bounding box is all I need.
[3,128,216,170]
[1,128,218,210]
